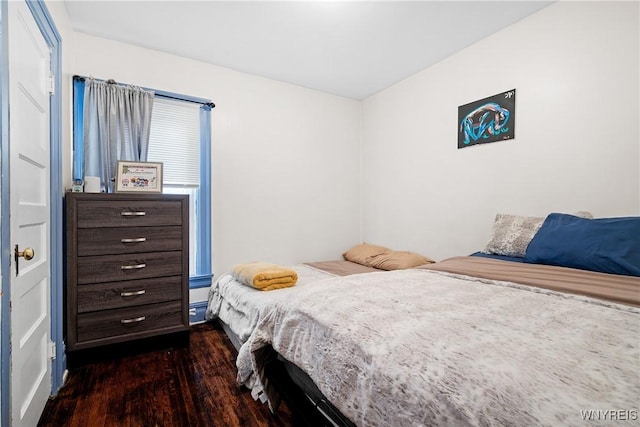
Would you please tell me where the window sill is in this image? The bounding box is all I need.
[189,273,213,289]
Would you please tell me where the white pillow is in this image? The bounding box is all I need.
[483,214,543,257]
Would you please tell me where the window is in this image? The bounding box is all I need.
[72,77,213,289]
[147,93,212,286]
[147,97,201,276]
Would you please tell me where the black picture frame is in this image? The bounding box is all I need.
[458,89,516,149]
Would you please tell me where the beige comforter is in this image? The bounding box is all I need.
[423,256,640,306]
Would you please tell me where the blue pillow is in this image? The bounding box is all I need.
[524,213,640,277]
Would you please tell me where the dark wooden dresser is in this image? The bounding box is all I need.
[65,192,189,352]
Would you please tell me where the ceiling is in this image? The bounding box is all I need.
[64,1,553,100]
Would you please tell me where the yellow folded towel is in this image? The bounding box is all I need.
[231,262,298,291]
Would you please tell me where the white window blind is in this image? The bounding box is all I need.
[147,97,201,186]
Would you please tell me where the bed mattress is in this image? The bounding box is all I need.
[239,258,640,426]
[206,260,383,345]
[206,264,332,345]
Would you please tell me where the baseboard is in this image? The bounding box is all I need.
[189,301,208,324]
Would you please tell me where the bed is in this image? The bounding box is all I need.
[205,244,432,352]
[205,260,382,350]
[205,259,387,403]
[209,213,640,426]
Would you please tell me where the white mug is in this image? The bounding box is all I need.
[84,176,101,193]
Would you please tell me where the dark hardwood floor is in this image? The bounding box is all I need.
[38,322,294,427]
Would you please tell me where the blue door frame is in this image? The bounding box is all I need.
[0,1,63,425]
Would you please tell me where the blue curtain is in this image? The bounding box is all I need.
[82,79,154,192]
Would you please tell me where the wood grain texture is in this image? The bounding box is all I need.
[66,193,190,351]
[78,226,183,256]
[39,322,293,427]
[76,198,184,228]
[77,276,183,313]
[76,300,184,342]
[77,251,184,285]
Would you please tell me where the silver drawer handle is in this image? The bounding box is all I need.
[120,316,146,324]
[121,263,146,270]
[120,290,146,297]
[120,211,146,216]
[120,237,147,243]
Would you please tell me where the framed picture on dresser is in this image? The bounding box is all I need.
[115,161,163,193]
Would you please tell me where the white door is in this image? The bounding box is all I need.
[8,1,52,425]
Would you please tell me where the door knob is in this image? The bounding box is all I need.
[14,245,35,276]
[16,246,35,260]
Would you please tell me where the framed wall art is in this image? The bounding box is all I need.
[115,161,163,193]
[458,89,515,149]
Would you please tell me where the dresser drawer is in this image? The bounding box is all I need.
[77,276,182,313]
[76,200,184,228]
[77,226,183,256]
[77,251,182,284]
[77,300,184,342]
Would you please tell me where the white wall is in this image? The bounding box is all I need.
[53,1,640,280]
[70,33,362,279]
[361,1,639,261]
